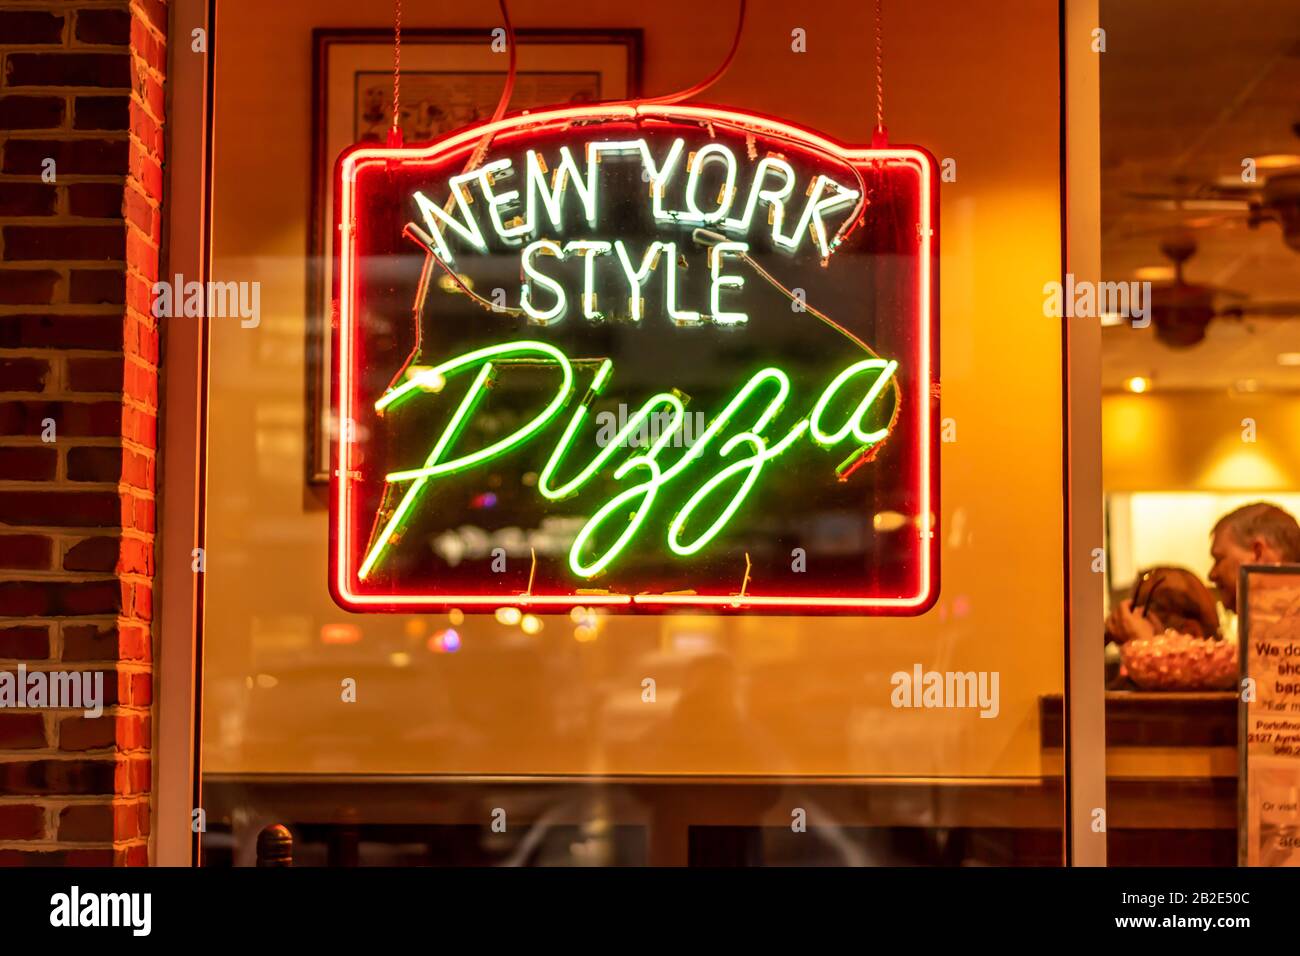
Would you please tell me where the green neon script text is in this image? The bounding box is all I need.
[361,342,897,580]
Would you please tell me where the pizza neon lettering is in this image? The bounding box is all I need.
[360,343,898,580]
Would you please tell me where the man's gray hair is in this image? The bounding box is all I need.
[1213,502,1300,562]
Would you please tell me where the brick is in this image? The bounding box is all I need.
[97,539,136,577]
[2,225,124,262]
[129,146,162,198]
[127,355,160,395]
[0,270,60,306]
[66,582,125,616]
[69,270,127,305]
[124,321,159,368]
[0,534,53,570]
[62,712,143,754]
[120,447,151,487]
[0,358,51,392]
[129,17,165,78]
[114,755,149,795]
[128,100,161,154]
[121,495,153,533]
[124,362,157,400]
[119,403,153,444]
[57,803,110,841]
[0,805,45,841]
[0,849,65,865]
[125,673,150,707]
[63,535,119,572]
[0,400,122,438]
[122,184,157,241]
[0,583,49,617]
[5,53,130,89]
[138,75,165,128]
[0,315,123,351]
[0,491,120,528]
[124,271,153,317]
[136,0,167,36]
[0,95,65,130]
[67,182,124,219]
[122,622,149,662]
[0,182,57,217]
[72,97,130,136]
[75,9,131,46]
[60,714,115,752]
[2,138,128,176]
[61,623,113,661]
[72,94,129,131]
[123,228,157,280]
[117,536,151,575]
[0,448,57,481]
[1,759,117,795]
[0,625,50,659]
[65,848,115,866]
[0,714,47,749]
[117,843,148,866]
[0,581,121,616]
[62,623,148,663]
[0,11,65,44]
[122,360,156,407]
[119,714,148,749]
[66,446,121,482]
[58,803,144,843]
[67,356,123,391]
[121,580,151,620]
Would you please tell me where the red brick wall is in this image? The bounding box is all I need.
[0,0,167,866]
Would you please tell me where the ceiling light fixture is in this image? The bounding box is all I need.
[1255,154,1300,171]
[1133,266,1174,282]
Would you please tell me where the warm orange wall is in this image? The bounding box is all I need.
[1105,392,1300,491]
[205,0,1064,776]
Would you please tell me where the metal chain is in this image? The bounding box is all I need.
[392,0,402,139]
[875,0,885,136]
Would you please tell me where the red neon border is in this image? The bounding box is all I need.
[330,102,939,615]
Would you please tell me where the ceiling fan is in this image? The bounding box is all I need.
[1122,123,1300,253]
[1104,233,1300,349]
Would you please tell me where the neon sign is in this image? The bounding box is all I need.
[330,104,938,614]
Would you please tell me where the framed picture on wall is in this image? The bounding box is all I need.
[306,28,643,486]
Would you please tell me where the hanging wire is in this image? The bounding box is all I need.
[489,0,517,125]
[390,0,403,145]
[642,0,746,105]
[456,0,518,180]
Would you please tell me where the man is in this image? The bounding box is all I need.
[1207,502,1300,613]
[1109,501,1300,642]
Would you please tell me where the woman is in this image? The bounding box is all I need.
[1105,566,1237,691]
